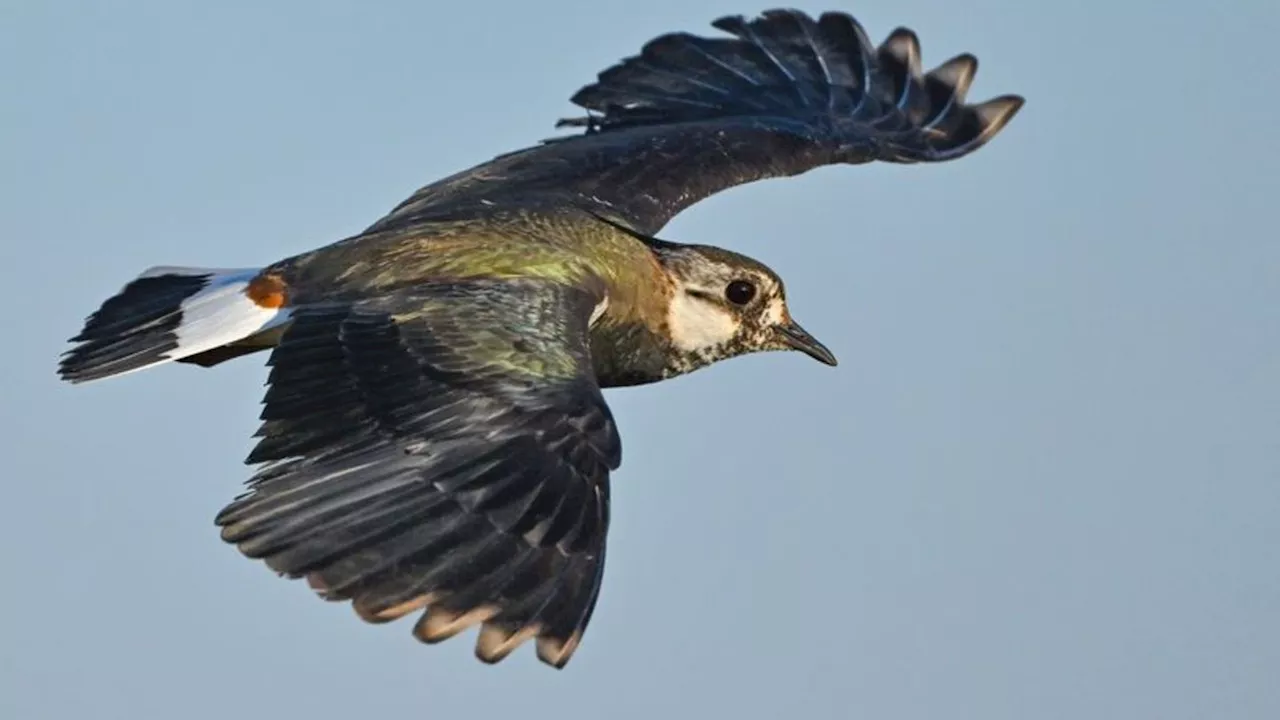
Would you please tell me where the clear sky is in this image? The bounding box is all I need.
[2,1,1276,718]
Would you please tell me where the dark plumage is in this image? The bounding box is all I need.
[59,272,211,383]
[57,9,1023,668]
[219,280,615,665]
[375,9,1021,237]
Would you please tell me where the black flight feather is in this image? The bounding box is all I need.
[370,8,1023,237]
[215,278,617,668]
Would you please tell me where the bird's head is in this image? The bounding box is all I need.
[653,243,837,373]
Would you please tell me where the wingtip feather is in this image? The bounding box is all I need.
[558,8,1023,163]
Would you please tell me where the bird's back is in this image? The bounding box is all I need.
[269,204,671,328]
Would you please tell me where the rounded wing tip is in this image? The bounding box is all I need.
[977,93,1027,140]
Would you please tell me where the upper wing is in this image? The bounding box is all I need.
[214,278,619,668]
[366,8,1024,236]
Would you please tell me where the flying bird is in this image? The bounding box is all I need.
[58,8,1023,668]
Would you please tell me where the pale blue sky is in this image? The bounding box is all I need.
[2,1,1277,719]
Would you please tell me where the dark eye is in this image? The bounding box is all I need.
[725,279,756,305]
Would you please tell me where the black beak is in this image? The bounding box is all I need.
[777,321,837,366]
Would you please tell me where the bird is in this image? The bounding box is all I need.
[57,8,1023,668]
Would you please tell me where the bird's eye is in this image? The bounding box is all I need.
[725,279,756,305]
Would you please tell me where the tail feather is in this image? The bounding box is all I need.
[59,266,290,384]
[559,8,1023,163]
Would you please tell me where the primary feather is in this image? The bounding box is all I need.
[375,8,1022,236]
[217,280,617,667]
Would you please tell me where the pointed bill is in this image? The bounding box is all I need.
[778,321,837,366]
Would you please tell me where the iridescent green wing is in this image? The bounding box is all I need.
[215,277,618,668]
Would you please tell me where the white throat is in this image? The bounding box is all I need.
[666,291,738,353]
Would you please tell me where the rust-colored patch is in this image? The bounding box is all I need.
[245,273,288,309]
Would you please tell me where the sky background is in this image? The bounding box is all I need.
[2,1,1277,718]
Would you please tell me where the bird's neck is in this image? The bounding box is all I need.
[588,319,721,388]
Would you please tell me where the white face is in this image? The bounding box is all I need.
[666,288,740,352]
[664,269,786,354]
